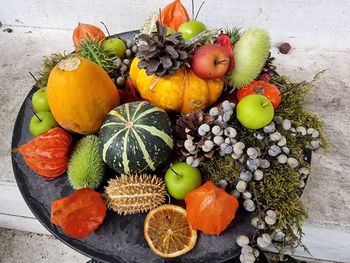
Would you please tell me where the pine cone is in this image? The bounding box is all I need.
[175,111,215,160]
[260,52,278,77]
[136,21,190,77]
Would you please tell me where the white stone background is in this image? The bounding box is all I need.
[1,0,350,262]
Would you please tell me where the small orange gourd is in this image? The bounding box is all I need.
[47,57,120,134]
[73,23,105,51]
[130,58,224,113]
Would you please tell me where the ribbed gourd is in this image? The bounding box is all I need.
[99,101,174,174]
[104,174,167,215]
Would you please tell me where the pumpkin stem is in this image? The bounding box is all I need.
[100,21,110,37]
[194,1,205,21]
[58,57,81,71]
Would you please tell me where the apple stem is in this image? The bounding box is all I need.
[31,107,42,122]
[100,21,110,37]
[28,72,38,84]
[215,58,229,65]
[194,1,206,21]
[170,167,181,176]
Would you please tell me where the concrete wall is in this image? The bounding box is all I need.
[1,0,350,51]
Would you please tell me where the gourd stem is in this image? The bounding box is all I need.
[261,86,294,108]
[194,1,206,21]
[100,21,110,37]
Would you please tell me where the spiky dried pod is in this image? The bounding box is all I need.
[104,174,166,215]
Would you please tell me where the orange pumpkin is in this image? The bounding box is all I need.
[130,58,224,113]
[15,127,72,179]
[185,181,239,235]
[73,23,105,51]
[160,0,190,31]
[47,57,120,134]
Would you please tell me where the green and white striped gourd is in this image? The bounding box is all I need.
[99,101,174,174]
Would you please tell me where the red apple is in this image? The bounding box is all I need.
[191,44,229,80]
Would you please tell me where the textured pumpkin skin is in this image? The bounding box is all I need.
[47,57,120,134]
[99,101,174,174]
[130,58,224,113]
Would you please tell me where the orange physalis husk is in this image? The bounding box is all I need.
[15,127,72,179]
[160,0,190,31]
[185,181,239,235]
[237,80,282,109]
[51,188,106,238]
[73,23,105,51]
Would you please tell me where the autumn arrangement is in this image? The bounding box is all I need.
[14,0,327,262]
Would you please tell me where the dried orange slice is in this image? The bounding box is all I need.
[144,204,197,258]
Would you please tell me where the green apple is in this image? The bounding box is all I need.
[178,21,207,41]
[236,94,274,130]
[29,111,58,136]
[166,27,176,35]
[165,162,201,200]
[32,88,50,112]
[103,38,127,58]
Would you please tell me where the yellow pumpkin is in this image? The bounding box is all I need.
[47,57,120,134]
[130,58,224,113]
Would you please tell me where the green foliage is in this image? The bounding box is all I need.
[230,28,271,88]
[225,27,241,46]
[272,74,328,149]
[37,53,73,88]
[68,135,105,190]
[79,38,116,73]
[199,155,241,183]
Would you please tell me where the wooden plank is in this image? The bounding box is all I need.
[0,213,50,235]
[0,180,36,218]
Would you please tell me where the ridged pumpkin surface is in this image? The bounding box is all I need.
[47,57,120,134]
[130,58,224,113]
[99,101,174,174]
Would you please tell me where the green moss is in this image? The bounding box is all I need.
[272,74,328,149]
[37,53,73,88]
[199,155,241,183]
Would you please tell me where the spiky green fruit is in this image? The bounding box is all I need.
[79,38,116,73]
[68,135,105,190]
[230,28,271,88]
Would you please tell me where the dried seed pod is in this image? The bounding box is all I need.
[243,199,256,212]
[270,132,282,142]
[263,122,275,134]
[104,174,166,215]
[236,235,250,247]
[277,136,287,147]
[287,157,299,169]
[296,126,307,136]
[253,170,264,181]
[265,216,277,225]
[236,180,247,192]
[277,154,288,164]
[282,119,291,130]
[257,233,271,248]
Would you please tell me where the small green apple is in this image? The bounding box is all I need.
[236,94,274,130]
[166,27,176,35]
[165,162,201,200]
[32,88,50,112]
[103,38,127,58]
[29,111,58,136]
[178,21,207,41]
